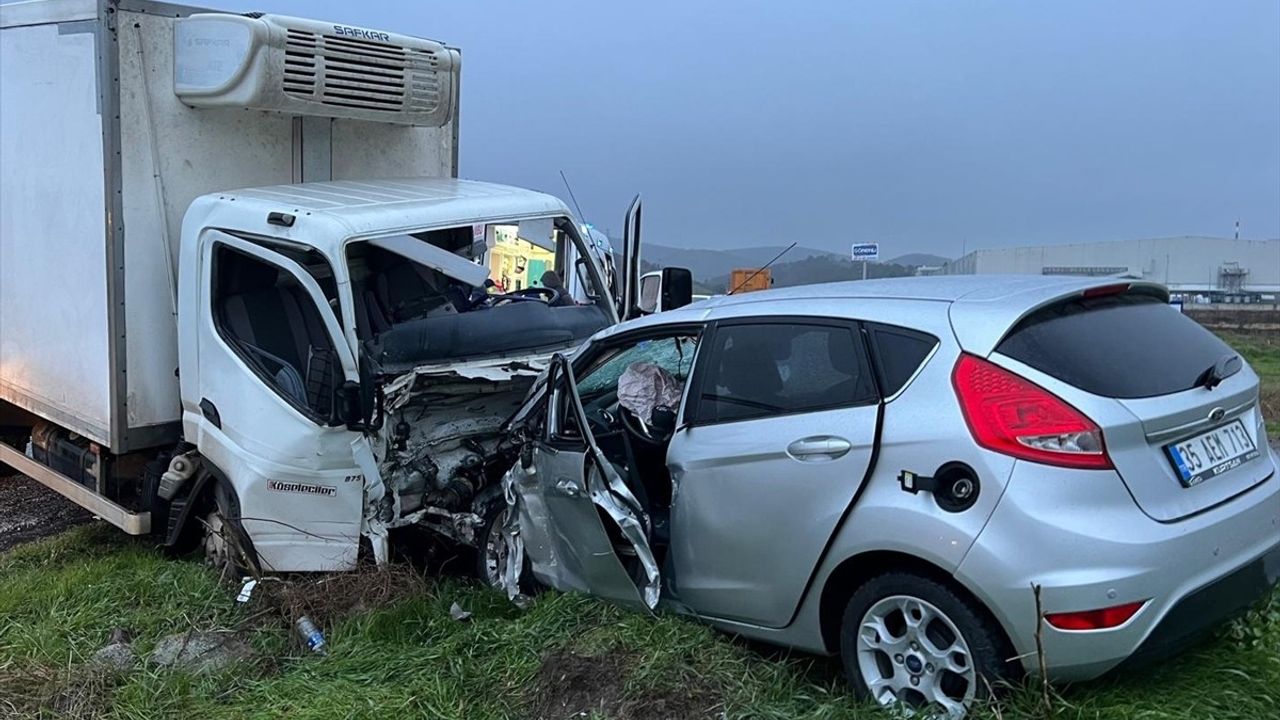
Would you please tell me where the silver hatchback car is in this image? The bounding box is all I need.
[495,275,1280,716]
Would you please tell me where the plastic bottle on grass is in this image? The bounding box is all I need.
[294,616,327,655]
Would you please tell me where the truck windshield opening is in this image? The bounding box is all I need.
[347,220,610,369]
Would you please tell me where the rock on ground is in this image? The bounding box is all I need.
[150,632,254,674]
[90,642,137,672]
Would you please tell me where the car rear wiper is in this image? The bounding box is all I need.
[1197,354,1242,390]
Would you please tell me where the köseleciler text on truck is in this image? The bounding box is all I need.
[0,0,691,575]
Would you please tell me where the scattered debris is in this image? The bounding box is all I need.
[293,616,328,655]
[149,631,253,674]
[449,601,472,622]
[236,578,258,603]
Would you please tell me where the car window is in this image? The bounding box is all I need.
[576,336,699,398]
[691,322,875,424]
[867,323,939,397]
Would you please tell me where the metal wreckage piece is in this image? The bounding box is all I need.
[497,354,661,610]
[356,357,548,563]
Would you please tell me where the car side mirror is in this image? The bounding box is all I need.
[660,267,693,311]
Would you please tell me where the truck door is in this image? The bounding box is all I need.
[620,195,643,320]
[190,232,366,572]
[507,355,660,611]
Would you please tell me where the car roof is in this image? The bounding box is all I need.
[600,275,1169,356]
[186,178,572,256]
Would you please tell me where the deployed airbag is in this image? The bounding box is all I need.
[617,362,683,423]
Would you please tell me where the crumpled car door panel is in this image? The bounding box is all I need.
[503,354,659,611]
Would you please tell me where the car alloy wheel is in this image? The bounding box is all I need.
[855,594,977,718]
[481,506,512,589]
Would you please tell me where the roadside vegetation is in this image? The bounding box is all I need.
[1215,330,1279,439]
[1,334,1276,720]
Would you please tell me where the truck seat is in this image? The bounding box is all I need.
[218,271,335,416]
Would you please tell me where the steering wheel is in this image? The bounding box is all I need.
[620,405,672,445]
[486,286,564,307]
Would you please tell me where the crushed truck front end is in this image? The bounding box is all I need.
[176,178,617,571]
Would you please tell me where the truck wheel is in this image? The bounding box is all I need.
[202,482,259,580]
[839,572,1016,718]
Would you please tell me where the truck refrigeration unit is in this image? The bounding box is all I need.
[0,0,689,577]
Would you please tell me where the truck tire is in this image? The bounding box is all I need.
[202,481,260,580]
[839,572,1017,717]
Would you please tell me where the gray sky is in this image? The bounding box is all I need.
[154,1,1280,254]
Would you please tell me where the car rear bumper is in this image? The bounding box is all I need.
[1115,542,1280,672]
[956,449,1280,682]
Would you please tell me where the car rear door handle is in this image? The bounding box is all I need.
[787,436,852,461]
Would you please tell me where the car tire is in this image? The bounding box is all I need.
[475,500,538,596]
[839,572,1017,717]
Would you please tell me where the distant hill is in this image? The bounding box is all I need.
[612,241,843,283]
[887,253,950,267]
[609,240,945,288]
[706,255,916,293]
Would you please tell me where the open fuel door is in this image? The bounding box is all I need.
[619,195,643,320]
[505,354,660,611]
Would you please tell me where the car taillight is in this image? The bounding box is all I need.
[1044,601,1146,631]
[952,354,1112,470]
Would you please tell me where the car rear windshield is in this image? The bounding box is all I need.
[996,292,1236,399]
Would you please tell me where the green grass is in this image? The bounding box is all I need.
[2,525,1278,719]
[1217,331,1280,439]
[3,334,1277,719]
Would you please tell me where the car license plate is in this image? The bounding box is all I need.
[1165,419,1259,488]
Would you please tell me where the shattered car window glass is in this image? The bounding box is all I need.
[576,336,699,399]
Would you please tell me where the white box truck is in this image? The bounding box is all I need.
[0,0,684,575]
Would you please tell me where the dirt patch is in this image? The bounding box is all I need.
[526,648,723,720]
[0,474,92,553]
[0,663,118,720]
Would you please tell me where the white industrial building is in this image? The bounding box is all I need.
[939,237,1280,299]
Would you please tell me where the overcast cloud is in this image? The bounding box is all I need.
[50,1,1280,255]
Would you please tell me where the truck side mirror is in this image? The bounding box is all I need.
[336,380,365,429]
[638,273,661,314]
[660,267,693,311]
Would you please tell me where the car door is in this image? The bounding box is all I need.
[188,231,368,572]
[665,317,882,627]
[506,354,661,610]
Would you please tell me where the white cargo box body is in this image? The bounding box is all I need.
[0,0,460,452]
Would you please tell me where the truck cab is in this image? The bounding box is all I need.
[177,178,623,571]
